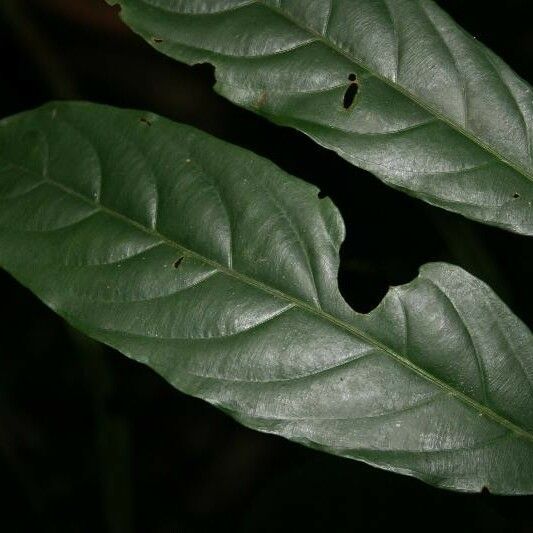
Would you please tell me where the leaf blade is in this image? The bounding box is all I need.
[107,0,533,234]
[1,102,532,493]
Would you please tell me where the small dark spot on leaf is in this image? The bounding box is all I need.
[140,117,152,127]
[513,192,520,199]
[343,76,359,109]
[152,37,164,43]
[173,257,184,269]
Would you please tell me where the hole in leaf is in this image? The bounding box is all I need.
[318,190,327,199]
[152,37,164,43]
[173,257,184,269]
[140,117,152,127]
[513,192,520,199]
[343,76,359,109]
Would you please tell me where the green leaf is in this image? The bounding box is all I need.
[1,102,532,494]
[106,0,533,235]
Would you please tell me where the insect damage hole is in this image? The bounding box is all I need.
[173,257,184,269]
[513,192,520,199]
[343,73,359,109]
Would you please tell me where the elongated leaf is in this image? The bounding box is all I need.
[107,0,533,235]
[1,102,532,493]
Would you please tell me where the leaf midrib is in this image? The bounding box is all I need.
[32,169,533,445]
[253,0,533,184]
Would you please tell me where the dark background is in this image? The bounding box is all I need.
[0,0,532,531]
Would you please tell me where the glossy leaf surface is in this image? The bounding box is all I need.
[1,102,532,493]
[107,0,533,234]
